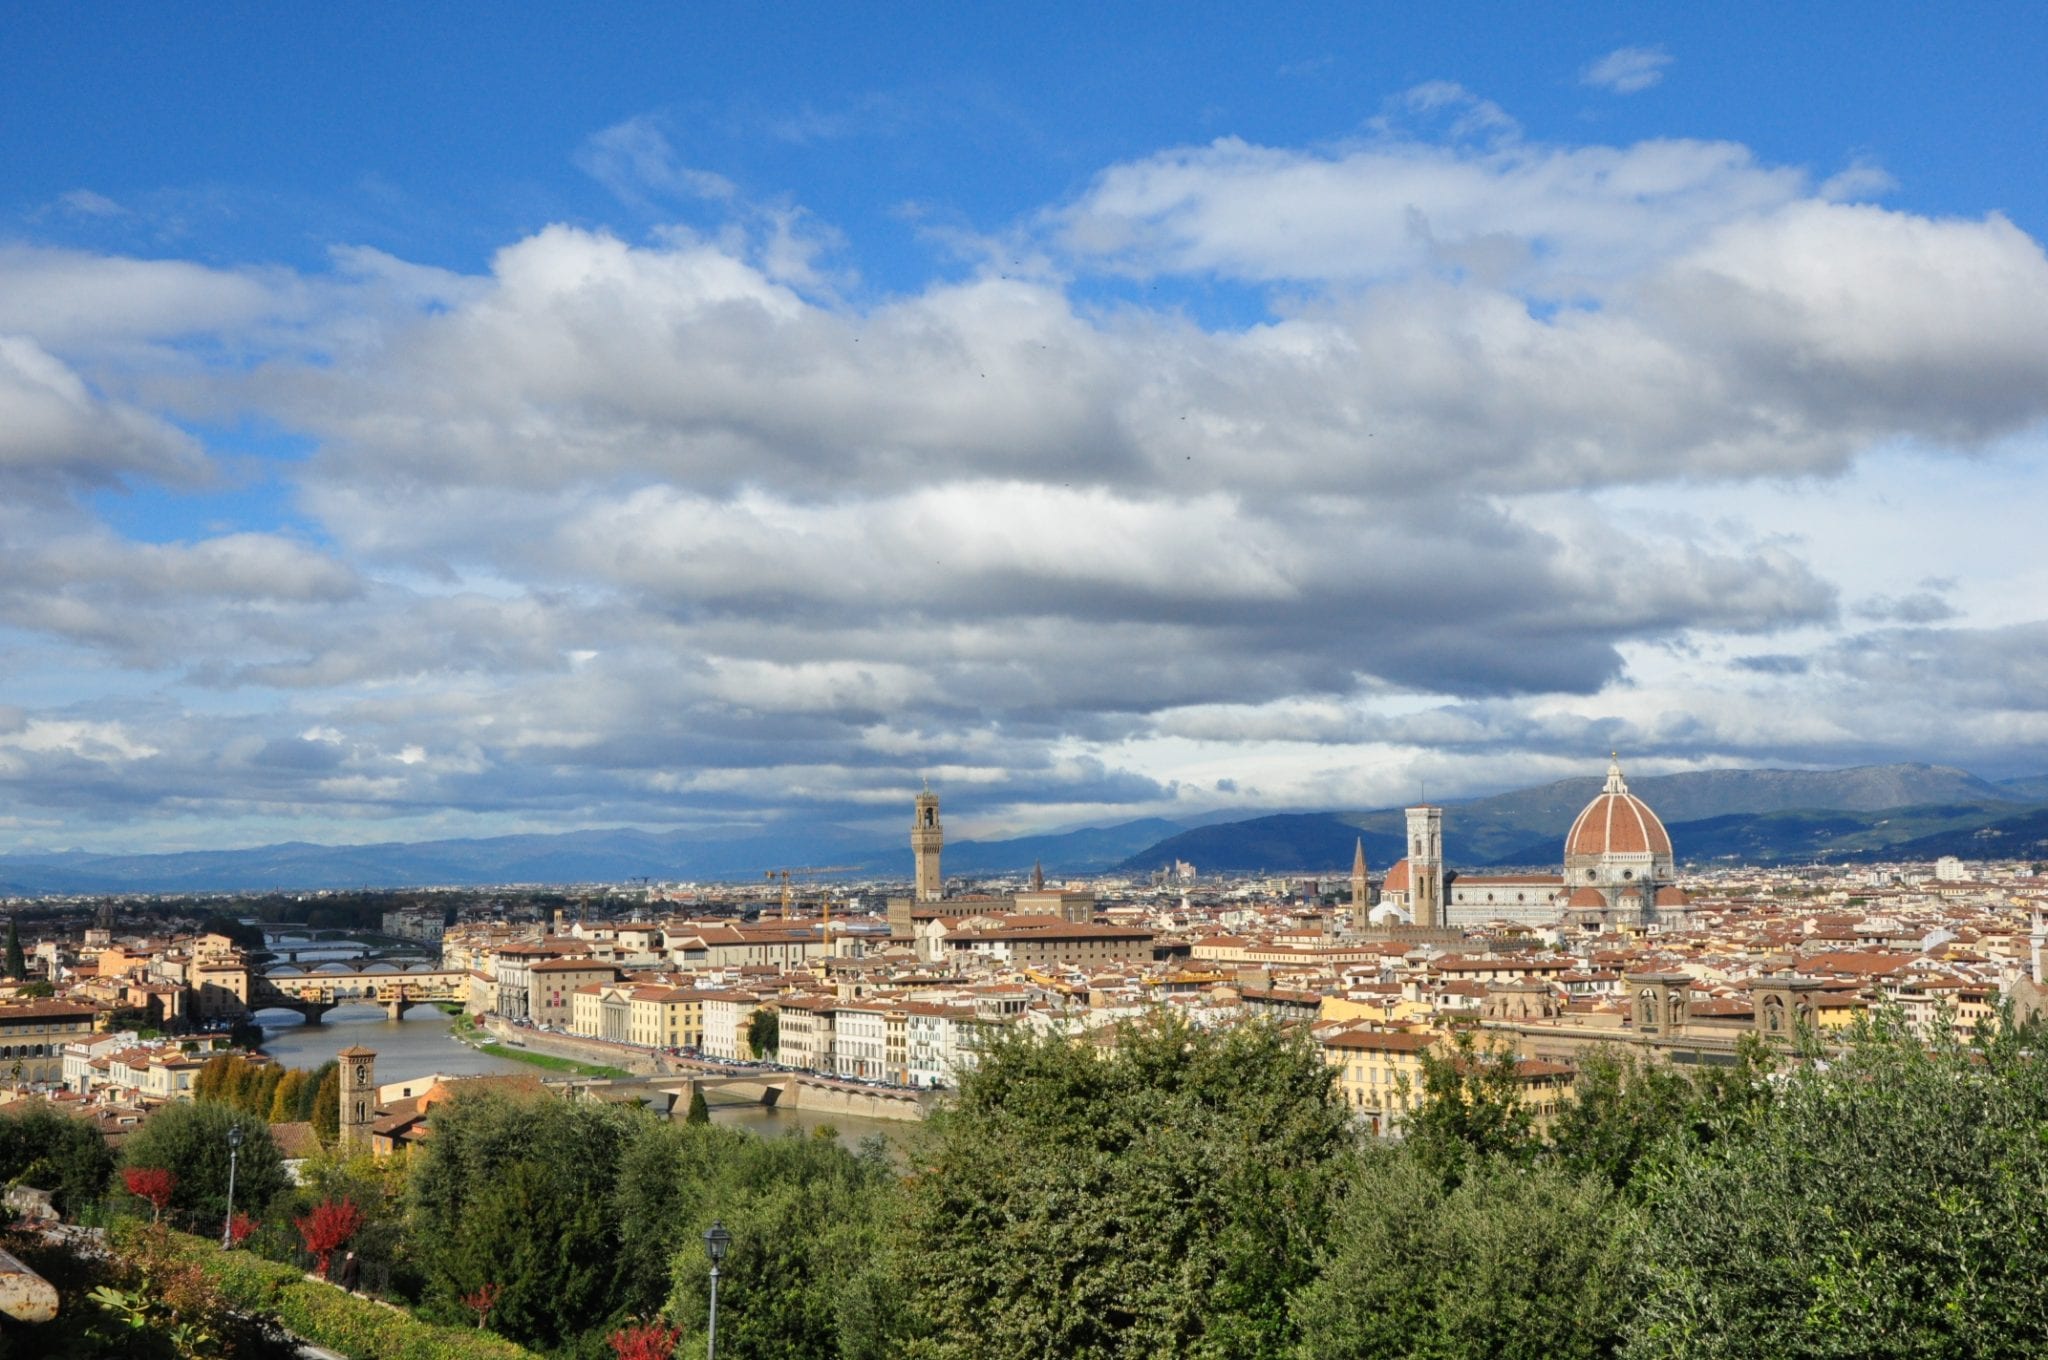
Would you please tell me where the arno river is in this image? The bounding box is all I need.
[252,998,911,1152]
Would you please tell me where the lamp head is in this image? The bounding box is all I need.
[228,1123,244,1150]
[704,1220,731,1263]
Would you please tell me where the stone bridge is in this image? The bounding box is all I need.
[550,1071,797,1115]
[249,970,470,1025]
[262,943,429,965]
[549,1070,931,1122]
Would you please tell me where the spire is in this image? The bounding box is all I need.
[1352,837,1367,878]
[1604,754,1628,795]
[1031,860,1045,892]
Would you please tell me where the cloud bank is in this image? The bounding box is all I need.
[5,100,2048,851]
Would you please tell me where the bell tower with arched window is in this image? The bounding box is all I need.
[1404,805,1444,928]
[338,1045,376,1153]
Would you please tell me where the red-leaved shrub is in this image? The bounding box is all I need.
[294,1196,365,1278]
[462,1281,502,1329]
[122,1166,177,1222]
[608,1321,683,1360]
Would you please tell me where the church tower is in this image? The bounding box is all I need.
[1350,838,1370,915]
[912,789,944,903]
[338,1045,376,1153]
[1405,806,1444,928]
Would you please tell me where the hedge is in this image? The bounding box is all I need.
[153,1230,539,1360]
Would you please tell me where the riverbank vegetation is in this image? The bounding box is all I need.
[448,1013,631,1079]
[5,1005,2047,1358]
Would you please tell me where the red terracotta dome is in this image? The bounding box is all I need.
[1564,758,1673,859]
[1381,858,1411,893]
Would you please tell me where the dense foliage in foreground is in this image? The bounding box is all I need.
[7,1006,2048,1358]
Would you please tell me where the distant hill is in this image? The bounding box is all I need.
[0,815,1197,896]
[1117,764,2042,874]
[4,762,2042,894]
[0,827,890,896]
[1112,814,1404,878]
[1887,805,2048,863]
[933,818,1191,876]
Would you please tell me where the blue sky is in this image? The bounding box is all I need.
[4,5,2048,853]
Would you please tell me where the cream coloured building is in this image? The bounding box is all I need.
[1320,1027,1436,1136]
[830,1004,888,1079]
[696,990,764,1060]
[775,996,834,1072]
[526,958,618,1028]
[664,924,829,971]
[0,1002,97,1087]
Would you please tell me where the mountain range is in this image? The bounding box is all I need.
[2,763,2043,896]
[1115,764,2048,874]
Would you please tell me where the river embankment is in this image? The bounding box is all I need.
[469,1014,937,1127]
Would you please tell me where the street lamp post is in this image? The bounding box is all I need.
[703,1220,730,1359]
[220,1123,243,1249]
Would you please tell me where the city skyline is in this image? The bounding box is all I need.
[5,7,2048,854]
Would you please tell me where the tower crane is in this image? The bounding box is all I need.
[763,867,860,940]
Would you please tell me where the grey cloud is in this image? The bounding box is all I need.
[0,524,360,665]
[1855,592,1956,624]
[1643,204,2048,452]
[1734,653,1810,674]
[0,246,295,350]
[266,205,2048,531]
[1825,622,2048,703]
[1053,132,1801,289]
[0,337,209,497]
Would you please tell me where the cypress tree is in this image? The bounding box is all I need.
[223,1057,260,1111]
[311,1065,341,1144]
[299,1062,335,1122]
[3,917,24,980]
[270,1068,308,1123]
[686,1087,711,1124]
[194,1055,231,1103]
[248,1065,284,1119]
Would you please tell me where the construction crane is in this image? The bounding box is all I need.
[763,866,860,929]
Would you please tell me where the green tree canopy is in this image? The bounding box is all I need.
[268,1068,310,1124]
[407,1086,650,1349]
[1295,1150,1634,1360]
[745,1008,778,1061]
[655,1124,905,1360]
[310,1063,340,1143]
[0,1098,115,1217]
[1626,1007,2048,1359]
[1547,1040,1776,1194]
[196,913,266,952]
[898,1013,1354,1359]
[1402,1024,1537,1185]
[120,1102,288,1233]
